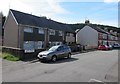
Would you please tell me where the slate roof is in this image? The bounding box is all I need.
[75,24,108,34]
[88,24,108,34]
[10,9,74,33]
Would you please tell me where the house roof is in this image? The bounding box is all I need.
[10,9,74,33]
[88,24,108,34]
[75,24,109,34]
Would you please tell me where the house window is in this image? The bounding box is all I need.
[57,42,62,45]
[49,29,55,35]
[24,27,33,33]
[23,41,34,53]
[49,42,62,47]
[99,33,102,39]
[102,34,107,39]
[66,33,70,36]
[35,41,44,49]
[59,31,63,36]
[115,37,118,40]
[108,35,111,40]
[38,28,44,34]
[70,33,74,37]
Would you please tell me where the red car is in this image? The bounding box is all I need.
[98,45,109,50]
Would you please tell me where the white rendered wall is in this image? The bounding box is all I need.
[76,26,98,49]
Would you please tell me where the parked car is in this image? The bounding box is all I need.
[112,43,120,49]
[98,45,109,50]
[37,45,71,62]
[108,45,113,50]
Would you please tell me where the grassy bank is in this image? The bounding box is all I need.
[0,52,20,61]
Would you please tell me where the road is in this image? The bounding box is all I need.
[2,50,118,82]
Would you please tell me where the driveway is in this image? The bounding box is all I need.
[2,50,118,82]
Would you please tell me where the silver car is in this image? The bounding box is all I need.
[37,45,71,62]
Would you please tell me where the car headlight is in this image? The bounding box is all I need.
[38,54,47,57]
[42,55,47,57]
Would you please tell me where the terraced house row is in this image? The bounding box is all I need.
[75,20,119,49]
[2,9,120,54]
[3,9,75,53]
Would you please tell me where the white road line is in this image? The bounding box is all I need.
[88,79,103,82]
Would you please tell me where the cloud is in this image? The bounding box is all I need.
[0,0,118,27]
[0,0,68,17]
[104,0,119,3]
[0,0,32,16]
[47,0,68,14]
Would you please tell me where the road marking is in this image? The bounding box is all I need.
[88,79,105,83]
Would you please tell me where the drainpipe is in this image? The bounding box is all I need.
[44,28,49,49]
[17,25,20,48]
[107,33,109,46]
[74,33,76,44]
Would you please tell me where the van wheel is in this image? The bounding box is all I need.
[67,53,71,59]
[51,56,57,62]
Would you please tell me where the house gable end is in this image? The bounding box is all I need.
[77,25,98,34]
[3,10,19,48]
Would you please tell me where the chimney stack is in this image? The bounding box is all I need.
[85,20,90,25]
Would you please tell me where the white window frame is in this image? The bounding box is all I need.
[59,31,63,36]
[49,42,62,47]
[23,41,35,53]
[56,42,62,45]
[24,27,33,33]
[35,41,44,49]
[49,29,55,35]
[70,33,74,37]
[38,28,44,34]
[102,34,107,39]
[66,33,70,36]
[115,37,118,40]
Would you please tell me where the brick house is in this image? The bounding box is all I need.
[107,30,119,45]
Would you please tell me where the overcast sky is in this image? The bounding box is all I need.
[0,0,119,27]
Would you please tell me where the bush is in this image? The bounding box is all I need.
[1,53,19,61]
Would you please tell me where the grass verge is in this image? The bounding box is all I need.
[0,53,19,61]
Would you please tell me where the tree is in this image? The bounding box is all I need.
[0,12,6,27]
[2,15,6,27]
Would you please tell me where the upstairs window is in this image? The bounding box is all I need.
[38,28,44,34]
[59,31,63,36]
[49,29,55,35]
[66,33,70,36]
[102,34,107,39]
[24,27,33,33]
[115,37,118,40]
[66,33,74,37]
[70,33,74,37]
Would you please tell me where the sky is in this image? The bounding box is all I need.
[0,0,119,27]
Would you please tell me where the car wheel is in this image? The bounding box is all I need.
[67,53,71,59]
[51,56,57,62]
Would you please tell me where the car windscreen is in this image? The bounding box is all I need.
[48,46,59,51]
